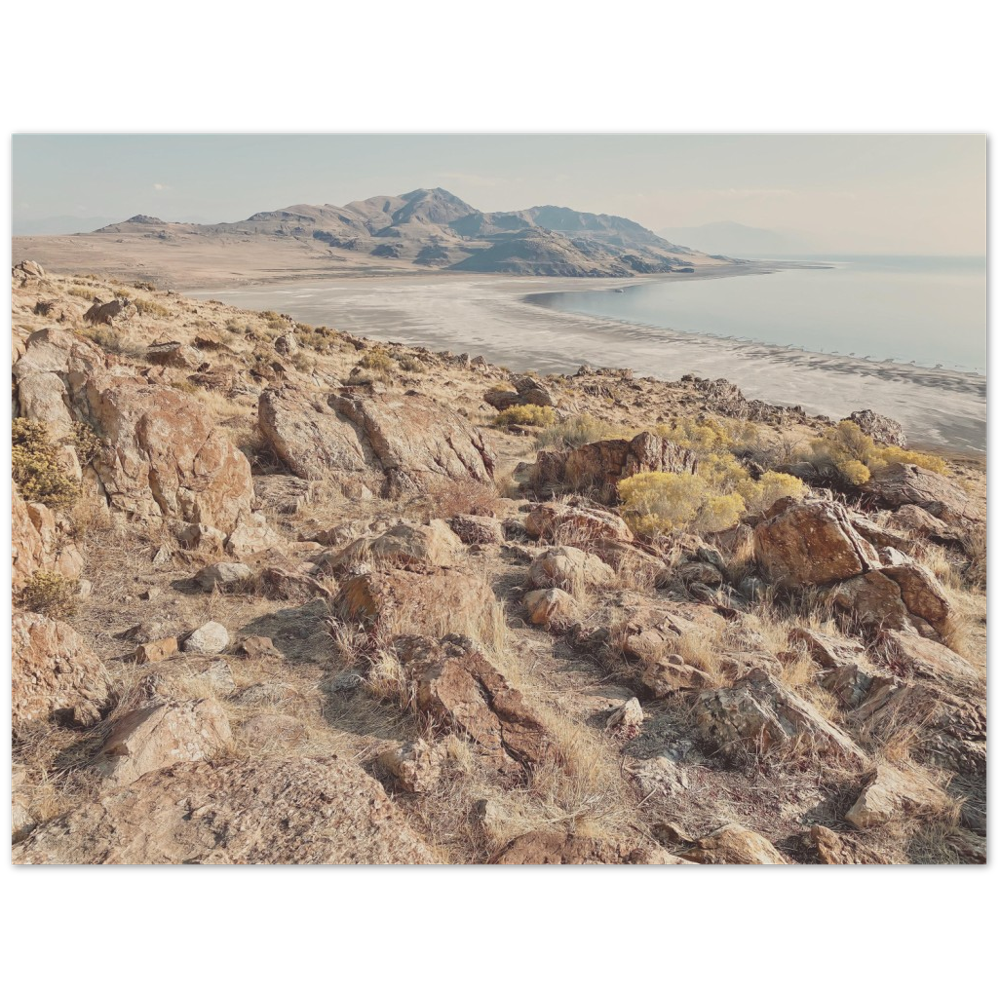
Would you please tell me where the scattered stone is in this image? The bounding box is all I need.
[136,636,179,664]
[194,561,254,592]
[605,698,643,740]
[682,823,788,864]
[182,622,229,655]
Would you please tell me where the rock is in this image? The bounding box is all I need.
[525,502,633,544]
[378,739,447,793]
[809,825,886,865]
[13,259,44,280]
[83,377,254,533]
[224,511,282,557]
[695,668,867,763]
[790,626,885,708]
[846,513,916,554]
[325,519,464,573]
[146,342,202,368]
[338,568,497,640]
[876,630,982,693]
[177,522,227,552]
[754,499,879,587]
[447,514,504,546]
[682,823,788,864]
[258,385,495,488]
[878,559,952,634]
[395,634,552,779]
[484,375,555,412]
[860,463,981,526]
[523,588,580,629]
[642,656,713,696]
[495,830,685,865]
[238,713,308,749]
[136,636,179,664]
[257,567,335,603]
[846,764,955,830]
[847,409,907,447]
[12,757,436,864]
[95,699,232,787]
[273,332,297,356]
[605,698,643,740]
[12,485,85,592]
[12,612,110,731]
[182,622,230,655]
[526,545,615,595]
[253,474,317,515]
[193,561,254,592]
[236,635,282,659]
[887,504,965,548]
[84,297,135,326]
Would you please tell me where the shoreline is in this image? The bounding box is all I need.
[188,269,986,456]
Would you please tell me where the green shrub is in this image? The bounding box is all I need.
[618,471,745,535]
[737,470,809,515]
[18,571,78,619]
[12,419,80,509]
[492,404,556,429]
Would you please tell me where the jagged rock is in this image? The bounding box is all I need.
[682,823,788,865]
[146,342,202,368]
[524,502,633,544]
[12,612,110,730]
[809,825,886,864]
[695,668,867,762]
[526,545,615,595]
[182,622,229,654]
[95,699,232,787]
[12,757,436,864]
[84,377,254,533]
[495,831,686,865]
[13,259,45,280]
[523,588,580,629]
[447,514,504,546]
[324,519,464,573]
[12,484,85,591]
[238,713,308,749]
[860,463,981,525]
[790,626,885,707]
[194,561,254,592]
[605,697,643,739]
[876,630,982,693]
[845,764,954,830]
[253,474,317,515]
[136,636,179,664]
[847,409,907,447]
[754,499,879,587]
[395,634,552,779]
[378,739,447,793]
[224,511,282,557]
[236,635,282,659]
[258,385,495,488]
[642,655,712,696]
[84,297,135,326]
[338,567,497,639]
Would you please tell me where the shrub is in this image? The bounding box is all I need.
[809,421,948,482]
[618,471,745,535]
[400,357,427,374]
[12,420,80,509]
[18,572,78,619]
[737,471,808,515]
[359,346,395,373]
[134,298,170,318]
[71,422,102,467]
[491,404,556,428]
[536,413,627,449]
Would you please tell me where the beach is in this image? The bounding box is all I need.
[190,270,987,454]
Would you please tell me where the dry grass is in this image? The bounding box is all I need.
[421,477,501,519]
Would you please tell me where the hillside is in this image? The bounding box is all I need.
[13,188,728,288]
[11,260,986,865]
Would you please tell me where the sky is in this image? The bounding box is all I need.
[11,134,987,254]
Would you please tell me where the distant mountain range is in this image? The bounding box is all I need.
[659,221,815,259]
[89,188,724,278]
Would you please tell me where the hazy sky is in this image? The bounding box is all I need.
[11,134,986,253]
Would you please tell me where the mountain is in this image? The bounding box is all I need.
[13,214,121,235]
[659,221,814,259]
[90,188,719,278]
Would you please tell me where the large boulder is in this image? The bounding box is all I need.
[754,499,879,587]
[395,634,553,780]
[12,484,84,592]
[95,699,232,786]
[258,385,495,488]
[695,668,867,763]
[12,612,110,731]
[860,463,981,526]
[83,376,254,533]
[324,520,464,574]
[525,502,633,545]
[12,757,437,864]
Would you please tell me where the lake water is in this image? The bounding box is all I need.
[529,255,987,373]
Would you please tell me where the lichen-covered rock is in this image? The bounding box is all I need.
[524,502,633,545]
[754,499,879,587]
[95,699,232,786]
[12,757,437,864]
[12,612,110,730]
[682,823,788,865]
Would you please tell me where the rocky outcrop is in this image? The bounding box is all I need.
[12,612,110,731]
[682,823,788,864]
[695,668,867,763]
[12,484,84,592]
[846,764,955,830]
[84,377,254,533]
[847,409,907,447]
[860,463,981,525]
[95,699,232,786]
[754,499,879,587]
[258,385,495,489]
[395,634,552,780]
[12,757,437,864]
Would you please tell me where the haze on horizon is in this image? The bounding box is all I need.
[12,134,986,256]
